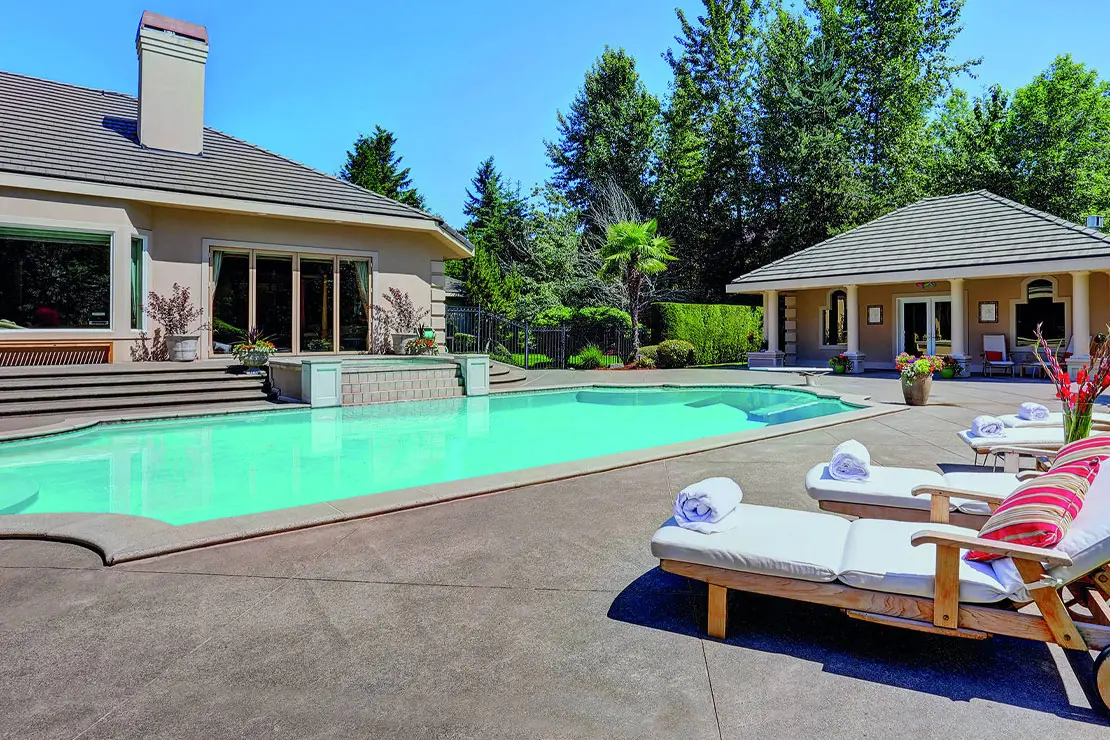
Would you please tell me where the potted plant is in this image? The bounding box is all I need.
[383,287,430,354]
[828,354,852,374]
[896,351,943,406]
[145,283,207,362]
[1031,323,1110,443]
[231,327,276,373]
[939,355,964,379]
[403,336,438,356]
[420,325,436,341]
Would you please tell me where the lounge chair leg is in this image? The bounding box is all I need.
[707,584,728,639]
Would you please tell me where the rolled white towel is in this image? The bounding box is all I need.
[971,415,1005,437]
[673,477,743,533]
[828,440,871,482]
[1017,402,1050,421]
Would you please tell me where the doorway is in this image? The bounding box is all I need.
[897,297,952,357]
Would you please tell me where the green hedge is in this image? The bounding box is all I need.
[652,303,763,365]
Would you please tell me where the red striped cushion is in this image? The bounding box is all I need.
[1051,434,1110,469]
[966,457,1100,562]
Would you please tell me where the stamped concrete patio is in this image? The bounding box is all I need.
[2,369,1107,739]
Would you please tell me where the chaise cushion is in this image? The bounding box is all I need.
[957,427,1063,448]
[650,504,850,582]
[1049,465,1110,585]
[941,471,1021,515]
[804,463,944,511]
[985,351,1004,362]
[966,458,1100,561]
[838,519,1017,603]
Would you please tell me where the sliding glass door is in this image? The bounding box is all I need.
[339,259,370,352]
[299,258,334,353]
[211,252,249,353]
[256,255,293,353]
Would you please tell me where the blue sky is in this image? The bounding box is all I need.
[2,1,1108,226]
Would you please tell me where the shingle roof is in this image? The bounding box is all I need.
[0,70,471,250]
[730,190,1110,287]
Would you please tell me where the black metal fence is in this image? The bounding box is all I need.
[445,306,634,370]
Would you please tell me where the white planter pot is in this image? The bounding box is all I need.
[392,332,417,354]
[166,335,200,362]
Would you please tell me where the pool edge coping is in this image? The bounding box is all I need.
[0,383,902,565]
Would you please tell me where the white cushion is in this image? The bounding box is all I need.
[941,472,1020,515]
[1050,467,1110,584]
[650,504,849,582]
[999,412,1110,428]
[838,519,1017,603]
[957,428,1063,450]
[804,463,944,511]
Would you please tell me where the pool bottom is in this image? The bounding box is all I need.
[0,383,891,564]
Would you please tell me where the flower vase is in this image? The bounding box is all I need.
[901,375,932,406]
[1064,406,1094,444]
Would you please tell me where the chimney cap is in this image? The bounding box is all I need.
[139,10,208,44]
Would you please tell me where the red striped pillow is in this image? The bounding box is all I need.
[1051,435,1110,469]
[966,457,1101,562]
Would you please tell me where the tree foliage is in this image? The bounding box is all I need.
[339,125,426,210]
[597,218,676,354]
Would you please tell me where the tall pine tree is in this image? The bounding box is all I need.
[339,126,427,210]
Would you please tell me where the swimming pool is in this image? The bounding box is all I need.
[0,386,857,525]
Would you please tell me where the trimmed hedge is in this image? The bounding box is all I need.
[656,340,696,368]
[652,303,763,365]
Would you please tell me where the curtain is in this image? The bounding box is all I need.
[130,237,143,329]
[353,260,370,314]
[211,250,223,290]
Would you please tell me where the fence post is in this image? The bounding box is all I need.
[476,305,482,354]
[560,322,567,369]
[524,322,531,370]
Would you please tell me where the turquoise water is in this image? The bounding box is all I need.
[0,387,855,525]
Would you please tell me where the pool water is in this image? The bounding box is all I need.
[0,387,856,525]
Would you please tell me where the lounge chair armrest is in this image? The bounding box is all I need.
[910,530,1073,567]
[910,485,1007,506]
[1015,470,1043,481]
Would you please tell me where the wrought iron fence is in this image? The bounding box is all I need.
[445,306,633,370]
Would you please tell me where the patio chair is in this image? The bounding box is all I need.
[981,334,1015,378]
[957,427,1065,468]
[804,462,1026,528]
[650,467,1110,712]
[999,410,1110,429]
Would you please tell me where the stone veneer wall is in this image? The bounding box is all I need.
[430,260,447,346]
[340,365,463,405]
[783,294,797,366]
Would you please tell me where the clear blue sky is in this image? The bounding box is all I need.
[2,1,1108,226]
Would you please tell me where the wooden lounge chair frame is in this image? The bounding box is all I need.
[660,486,1110,710]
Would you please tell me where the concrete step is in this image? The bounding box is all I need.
[343,385,464,405]
[0,379,265,404]
[0,387,270,417]
[0,369,257,391]
[348,378,463,394]
[0,360,237,379]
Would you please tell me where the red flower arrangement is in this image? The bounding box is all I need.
[1032,323,1110,442]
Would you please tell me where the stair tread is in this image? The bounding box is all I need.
[0,360,238,379]
[0,389,269,416]
[0,379,265,403]
[0,371,258,390]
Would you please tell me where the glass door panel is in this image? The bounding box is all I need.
[300,258,335,352]
[211,252,249,353]
[933,299,952,356]
[338,259,370,352]
[901,300,928,355]
[256,256,293,353]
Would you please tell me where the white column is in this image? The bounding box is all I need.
[845,284,860,354]
[766,290,780,353]
[1072,271,1091,366]
[949,278,967,358]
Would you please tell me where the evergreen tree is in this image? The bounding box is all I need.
[924,86,1011,196]
[545,48,662,216]
[339,126,427,210]
[462,156,530,268]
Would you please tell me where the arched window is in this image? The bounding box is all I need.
[1014,278,1066,348]
[821,289,848,346]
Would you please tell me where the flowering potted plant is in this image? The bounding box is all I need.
[828,354,852,374]
[939,355,964,379]
[145,283,208,362]
[403,336,438,356]
[1031,323,1110,443]
[231,327,276,373]
[896,351,943,406]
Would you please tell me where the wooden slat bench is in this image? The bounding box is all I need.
[0,341,113,367]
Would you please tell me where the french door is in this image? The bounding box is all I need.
[897,297,951,358]
[210,249,371,355]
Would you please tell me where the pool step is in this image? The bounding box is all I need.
[746,400,821,424]
[489,360,527,386]
[0,360,272,418]
[341,367,465,406]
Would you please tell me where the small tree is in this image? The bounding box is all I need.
[598,219,676,356]
[382,287,429,333]
[145,283,206,336]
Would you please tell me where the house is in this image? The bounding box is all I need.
[728,191,1110,375]
[0,11,471,365]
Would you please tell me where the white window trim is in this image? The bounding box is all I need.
[1009,276,1070,350]
[131,230,152,333]
[0,219,117,334]
[818,288,849,350]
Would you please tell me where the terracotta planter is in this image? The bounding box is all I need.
[165,335,199,362]
[901,374,933,406]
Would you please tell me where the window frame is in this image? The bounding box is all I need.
[818,288,849,349]
[130,231,151,333]
[0,222,116,333]
[1009,276,1069,350]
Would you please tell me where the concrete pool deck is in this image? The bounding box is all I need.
[2,370,1108,737]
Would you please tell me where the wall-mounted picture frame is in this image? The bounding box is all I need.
[978,300,999,324]
[866,305,883,325]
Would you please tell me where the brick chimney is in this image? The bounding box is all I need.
[135,11,209,154]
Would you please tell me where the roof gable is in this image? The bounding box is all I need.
[730,191,1110,288]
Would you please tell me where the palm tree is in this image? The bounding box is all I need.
[598,218,676,357]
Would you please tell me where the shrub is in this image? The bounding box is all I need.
[656,339,696,368]
[574,344,606,370]
[146,283,206,336]
[383,287,429,333]
[634,354,656,369]
[652,303,763,365]
[533,305,574,327]
[638,344,659,361]
[533,305,633,331]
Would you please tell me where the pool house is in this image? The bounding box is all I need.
[730,191,1110,375]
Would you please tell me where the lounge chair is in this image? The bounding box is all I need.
[804,462,1025,528]
[981,334,1015,378]
[957,427,1065,468]
[651,470,1110,711]
[999,411,1110,428]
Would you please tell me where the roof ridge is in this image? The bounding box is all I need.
[974,190,1110,245]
